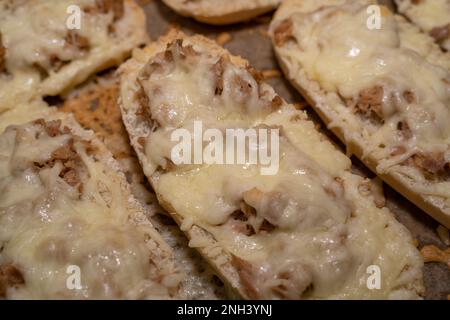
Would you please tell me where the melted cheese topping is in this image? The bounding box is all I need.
[396,15,450,71]
[395,0,450,51]
[128,38,423,299]
[0,118,182,299]
[0,99,53,134]
[272,0,450,207]
[0,0,145,110]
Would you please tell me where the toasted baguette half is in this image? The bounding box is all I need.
[119,30,424,299]
[0,109,183,299]
[0,0,148,111]
[161,0,281,25]
[395,0,450,52]
[270,0,450,228]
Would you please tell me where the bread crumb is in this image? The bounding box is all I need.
[166,24,180,34]
[371,177,386,208]
[258,28,269,38]
[420,245,450,268]
[437,225,450,246]
[137,0,153,5]
[216,32,232,46]
[254,15,272,24]
[262,69,281,79]
[294,102,307,110]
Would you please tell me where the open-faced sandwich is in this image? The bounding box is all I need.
[395,0,450,51]
[0,0,148,110]
[0,110,183,299]
[270,0,450,228]
[119,30,424,299]
[161,0,282,25]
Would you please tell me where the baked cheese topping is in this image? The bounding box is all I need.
[0,0,145,109]
[271,0,450,207]
[396,15,450,71]
[125,37,423,299]
[395,0,450,51]
[0,117,182,299]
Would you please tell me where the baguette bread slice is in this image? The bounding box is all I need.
[0,0,148,111]
[161,0,281,25]
[0,110,183,299]
[119,30,424,299]
[270,0,450,228]
[395,0,450,51]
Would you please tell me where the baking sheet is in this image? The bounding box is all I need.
[141,0,449,299]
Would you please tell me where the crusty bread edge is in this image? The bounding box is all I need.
[162,0,280,25]
[269,7,450,229]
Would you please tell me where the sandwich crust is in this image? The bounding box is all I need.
[162,0,281,25]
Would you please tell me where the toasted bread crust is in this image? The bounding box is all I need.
[162,0,281,25]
